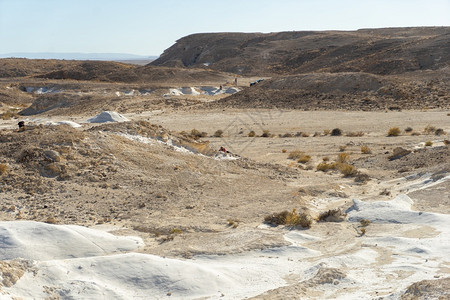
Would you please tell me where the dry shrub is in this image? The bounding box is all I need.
[425,141,433,147]
[190,129,207,139]
[261,130,271,137]
[281,149,287,153]
[404,127,413,133]
[354,172,370,184]
[316,162,337,172]
[423,125,436,134]
[322,156,330,162]
[288,150,304,160]
[337,163,357,177]
[301,132,310,137]
[323,129,331,135]
[361,146,372,154]
[213,130,223,137]
[339,145,346,152]
[297,155,311,164]
[346,131,365,137]
[330,128,342,136]
[0,110,19,120]
[435,128,445,136]
[281,133,293,138]
[411,132,421,136]
[360,219,371,227]
[444,140,450,145]
[337,153,350,163]
[318,209,346,222]
[169,228,182,234]
[264,208,312,228]
[0,163,7,175]
[387,127,401,136]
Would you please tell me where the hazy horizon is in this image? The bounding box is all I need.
[1,0,449,58]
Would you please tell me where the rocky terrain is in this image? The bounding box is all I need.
[0,27,449,299]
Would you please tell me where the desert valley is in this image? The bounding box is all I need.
[0,27,449,299]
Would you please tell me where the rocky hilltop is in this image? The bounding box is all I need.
[151,27,450,76]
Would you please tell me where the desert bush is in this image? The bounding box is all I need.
[360,219,371,227]
[227,218,240,228]
[425,141,433,147]
[354,172,370,183]
[264,208,312,228]
[444,140,450,145]
[337,153,350,163]
[261,130,271,137]
[411,132,421,136]
[0,109,19,120]
[360,146,372,154]
[337,163,357,177]
[169,228,182,234]
[346,131,365,137]
[288,150,304,160]
[404,127,413,133]
[0,163,7,175]
[435,128,445,136]
[322,156,330,161]
[190,129,207,139]
[281,133,293,138]
[330,128,342,136]
[297,155,311,164]
[339,145,346,152]
[423,125,436,134]
[387,127,401,136]
[316,162,337,172]
[323,129,331,135]
[214,130,223,137]
[318,208,346,222]
[248,130,256,137]
[301,132,310,137]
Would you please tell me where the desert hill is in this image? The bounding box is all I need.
[151,27,450,76]
[0,58,233,84]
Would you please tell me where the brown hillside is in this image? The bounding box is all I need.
[151,27,450,76]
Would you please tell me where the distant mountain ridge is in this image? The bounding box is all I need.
[151,27,450,76]
[0,52,158,61]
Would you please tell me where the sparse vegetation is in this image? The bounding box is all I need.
[318,208,346,222]
[330,128,342,136]
[339,145,346,152]
[190,129,207,139]
[169,228,182,234]
[387,127,401,136]
[264,208,312,228]
[282,149,287,153]
[360,219,371,227]
[435,128,445,136]
[337,153,350,163]
[261,130,271,137]
[0,109,20,120]
[360,146,372,154]
[346,131,364,137]
[0,163,7,175]
[425,141,433,147]
[288,150,304,160]
[404,127,413,133]
[337,163,357,177]
[423,125,436,134]
[227,218,240,228]
[316,162,337,172]
[323,129,331,135]
[248,130,256,137]
[297,155,311,164]
[213,129,223,137]
[301,132,310,137]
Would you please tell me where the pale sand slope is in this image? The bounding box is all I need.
[2,175,449,299]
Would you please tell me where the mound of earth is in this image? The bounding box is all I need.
[87,111,129,123]
[151,27,450,76]
[212,70,450,110]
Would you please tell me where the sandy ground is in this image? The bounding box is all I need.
[0,79,449,298]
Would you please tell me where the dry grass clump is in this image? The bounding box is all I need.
[337,153,350,163]
[288,150,304,160]
[0,109,20,120]
[261,130,271,137]
[360,145,372,154]
[248,130,256,137]
[0,163,7,175]
[346,131,365,137]
[338,163,357,176]
[323,129,331,135]
[213,129,223,137]
[190,129,207,139]
[387,127,401,136]
[264,208,312,228]
[423,124,436,134]
[227,218,240,228]
[281,149,287,153]
[339,145,347,152]
[297,154,311,164]
[316,162,337,172]
[301,132,310,137]
[318,208,346,222]
[425,141,433,147]
[434,128,445,136]
[330,128,342,136]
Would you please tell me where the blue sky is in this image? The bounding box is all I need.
[0,0,449,56]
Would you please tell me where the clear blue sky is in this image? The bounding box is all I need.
[1,0,449,56]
